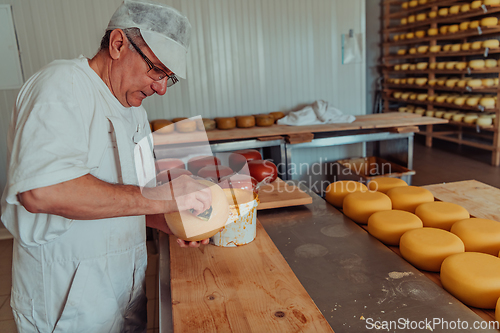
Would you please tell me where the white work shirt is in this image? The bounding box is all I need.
[1,55,150,247]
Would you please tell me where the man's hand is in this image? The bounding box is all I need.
[146,214,210,248]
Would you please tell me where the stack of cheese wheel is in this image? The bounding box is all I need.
[367,177,408,193]
[441,252,500,308]
[451,218,500,255]
[414,201,470,230]
[386,186,434,213]
[215,117,237,130]
[342,191,392,224]
[368,210,423,246]
[400,227,465,271]
[325,181,368,208]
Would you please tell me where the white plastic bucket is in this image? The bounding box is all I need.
[210,198,258,247]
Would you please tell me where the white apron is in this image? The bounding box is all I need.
[10,103,150,332]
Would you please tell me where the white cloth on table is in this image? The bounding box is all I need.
[277,100,356,126]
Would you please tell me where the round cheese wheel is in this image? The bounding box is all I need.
[401,17,408,25]
[446,95,459,103]
[394,64,402,70]
[325,181,368,208]
[172,117,188,123]
[448,24,459,33]
[409,93,418,100]
[415,78,428,86]
[486,59,498,68]
[397,49,407,55]
[429,45,441,53]
[228,149,262,171]
[198,165,234,181]
[428,78,437,86]
[417,94,428,101]
[400,228,465,272]
[460,21,470,31]
[425,110,434,117]
[452,113,466,121]
[409,48,417,55]
[470,20,480,29]
[401,93,411,100]
[454,97,467,106]
[415,201,470,230]
[407,78,416,85]
[443,111,457,119]
[393,35,400,42]
[416,62,428,70]
[435,95,448,103]
[484,0,500,4]
[436,62,447,70]
[467,79,483,89]
[402,2,409,9]
[187,155,221,175]
[450,5,461,14]
[164,179,230,242]
[451,218,500,255]
[438,8,449,16]
[152,119,174,134]
[461,3,471,12]
[469,59,486,69]
[416,13,427,21]
[461,42,471,50]
[343,191,392,224]
[197,118,216,131]
[434,111,446,118]
[175,120,197,133]
[466,96,481,106]
[455,62,468,70]
[401,63,410,70]
[427,28,438,35]
[156,168,192,184]
[398,107,407,113]
[480,97,496,108]
[450,43,461,52]
[368,177,408,193]
[215,117,236,130]
[457,79,470,88]
[440,26,449,35]
[156,158,185,173]
[236,115,256,128]
[409,0,418,7]
[269,111,285,122]
[477,116,494,126]
[414,108,425,115]
[428,11,437,18]
[483,78,495,87]
[415,30,426,38]
[418,0,427,4]
[408,15,416,24]
[386,186,434,213]
[446,78,459,87]
[368,210,423,246]
[471,1,483,9]
[463,114,478,123]
[481,17,499,27]
[445,61,457,70]
[255,114,275,126]
[483,39,500,48]
[441,252,500,308]
[443,44,453,52]
[408,65,416,71]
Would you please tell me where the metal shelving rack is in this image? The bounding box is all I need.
[381,0,500,166]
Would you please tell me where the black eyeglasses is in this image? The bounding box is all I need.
[127,36,179,87]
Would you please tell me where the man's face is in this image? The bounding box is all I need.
[109,33,171,107]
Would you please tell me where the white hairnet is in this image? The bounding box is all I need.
[107,0,192,79]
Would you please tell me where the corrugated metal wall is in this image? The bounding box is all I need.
[0,0,365,192]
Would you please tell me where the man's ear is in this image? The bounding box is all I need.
[109,29,126,60]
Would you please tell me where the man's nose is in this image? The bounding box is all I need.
[152,79,167,95]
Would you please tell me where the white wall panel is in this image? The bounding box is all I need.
[0,0,366,193]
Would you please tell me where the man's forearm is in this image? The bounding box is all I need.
[18,174,174,220]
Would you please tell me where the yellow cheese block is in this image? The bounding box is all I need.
[451,218,500,255]
[450,5,461,14]
[471,0,483,9]
[428,11,437,18]
[416,13,427,21]
[483,39,500,48]
[386,186,435,213]
[463,114,478,123]
[368,210,423,246]
[343,191,392,224]
[429,45,441,53]
[460,21,470,31]
[427,28,438,36]
[461,3,471,12]
[400,227,465,272]
[461,42,471,50]
[415,30,426,38]
[481,17,499,27]
[470,20,480,29]
[469,59,486,69]
[441,252,500,308]
[486,59,498,68]
[438,8,449,16]
[325,181,368,208]
[477,116,494,126]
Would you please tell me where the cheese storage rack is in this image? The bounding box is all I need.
[380,0,500,166]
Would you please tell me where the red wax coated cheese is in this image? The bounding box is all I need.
[248,160,278,183]
[187,156,221,175]
[198,165,233,181]
[156,158,185,173]
[156,169,193,184]
[228,149,262,172]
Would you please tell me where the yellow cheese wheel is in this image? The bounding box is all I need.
[461,3,471,12]
[435,95,448,103]
[402,1,409,9]
[440,26,449,35]
[416,13,427,21]
[481,17,499,27]
[428,78,437,86]
[408,15,416,23]
[445,61,457,70]
[415,202,469,231]
[471,0,483,9]
[417,45,428,53]
[324,181,368,208]
[466,96,481,106]
[480,97,496,108]
[368,210,423,246]
[486,59,498,68]
[434,111,446,118]
[438,8,449,16]
[483,39,500,48]
[406,32,415,39]
[477,115,494,126]
[460,21,470,31]
[451,44,461,52]
[393,35,400,41]
[215,117,236,130]
[457,79,471,88]
[408,64,416,70]
[343,191,392,224]
[450,5,461,14]
[368,177,408,193]
[416,62,428,70]
[407,77,416,85]
[409,48,417,55]
[467,79,483,88]
[394,64,402,71]
[454,97,467,106]
[415,30,426,38]
[401,17,408,25]
[425,110,434,117]
[401,92,411,100]
[469,59,486,69]
[409,93,418,100]
[419,0,427,4]
[427,28,438,36]
[415,78,428,86]
[398,107,407,113]
[484,0,500,4]
[441,252,500,308]
[429,45,441,53]
[483,78,495,87]
[463,114,478,124]
[443,111,458,119]
[446,78,459,87]
[455,62,468,70]
[175,120,197,133]
[153,119,174,134]
[400,227,465,272]
[446,95,459,103]
[449,24,459,33]
[429,62,437,70]
[409,0,418,7]
[461,42,471,50]
[450,218,500,255]
[386,186,434,213]
[417,93,428,101]
[470,21,480,29]
[453,113,466,121]
[269,111,285,122]
[236,115,256,128]
[399,34,406,40]
[443,44,453,52]
[436,62,447,70]
[255,114,275,126]
[414,108,425,115]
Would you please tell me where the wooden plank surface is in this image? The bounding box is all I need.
[152,114,447,146]
[169,221,334,333]
[257,178,313,210]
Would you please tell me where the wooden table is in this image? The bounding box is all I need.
[159,180,500,332]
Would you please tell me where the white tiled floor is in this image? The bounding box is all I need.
[0,238,159,333]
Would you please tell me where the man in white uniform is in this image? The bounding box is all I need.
[1,1,211,332]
